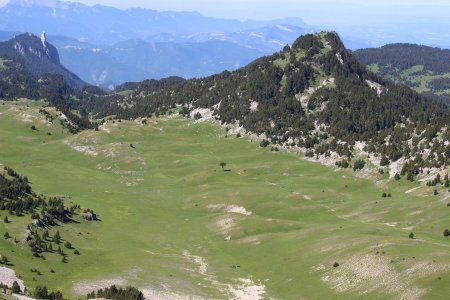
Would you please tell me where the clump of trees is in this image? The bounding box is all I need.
[0,281,21,294]
[335,159,349,168]
[353,159,365,171]
[87,285,144,300]
[33,286,63,300]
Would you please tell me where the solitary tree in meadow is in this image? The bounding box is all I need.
[220,162,227,170]
[444,229,450,237]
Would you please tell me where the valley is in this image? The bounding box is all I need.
[1,100,449,299]
[0,2,449,297]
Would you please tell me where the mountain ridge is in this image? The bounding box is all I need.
[42,24,311,86]
[103,32,449,180]
[0,32,86,88]
[0,0,307,45]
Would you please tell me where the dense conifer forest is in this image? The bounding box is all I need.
[354,44,450,74]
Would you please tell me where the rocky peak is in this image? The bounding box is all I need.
[41,31,47,48]
[0,30,86,88]
[8,32,60,64]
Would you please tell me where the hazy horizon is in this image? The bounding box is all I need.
[0,0,449,27]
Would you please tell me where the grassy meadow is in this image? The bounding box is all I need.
[0,100,449,299]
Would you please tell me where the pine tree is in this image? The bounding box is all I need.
[53,230,61,244]
[11,281,21,294]
[0,255,8,265]
[64,241,72,249]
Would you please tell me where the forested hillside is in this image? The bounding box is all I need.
[0,55,96,133]
[88,32,449,180]
[354,44,450,105]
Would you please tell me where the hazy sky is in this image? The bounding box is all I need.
[1,0,449,25]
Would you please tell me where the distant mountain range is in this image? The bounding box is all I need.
[0,0,307,45]
[0,0,315,86]
[0,32,86,88]
[45,24,311,87]
[50,37,265,88]
[4,0,449,88]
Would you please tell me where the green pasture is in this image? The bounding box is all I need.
[0,101,449,299]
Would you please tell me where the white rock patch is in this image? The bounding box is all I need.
[227,205,252,216]
[182,250,208,275]
[389,157,406,178]
[190,108,214,122]
[336,53,344,65]
[366,80,386,96]
[72,145,98,157]
[208,204,252,216]
[229,278,267,300]
[0,266,25,291]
